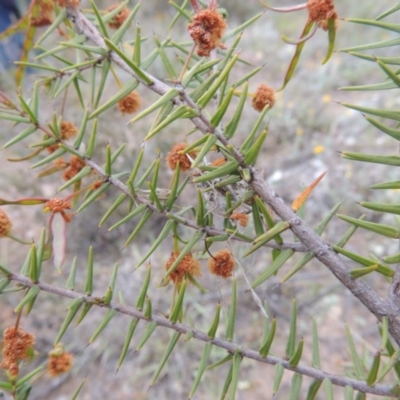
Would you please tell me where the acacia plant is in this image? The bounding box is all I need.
[1,0,400,398]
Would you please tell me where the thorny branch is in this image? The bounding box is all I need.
[4,272,399,398]
[63,5,400,344]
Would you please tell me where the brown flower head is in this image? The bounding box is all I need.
[166,143,196,172]
[208,249,235,278]
[47,143,59,154]
[62,156,86,181]
[165,251,201,285]
[188,8,227,57]
[57,0,79,7]
[53,158,68,169]
[118,91,142,114]
[1,327,35,377]
[229,212,249,227]
[44,198,73,222]
[60,121,78,140]
[48,344,73,377]
[0,208,12,238]
[252,83,276,112]
[107,4,130,29]
[30,15,52,27]
[307,0,337,24]
[317,17,339,31]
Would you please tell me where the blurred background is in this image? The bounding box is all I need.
[0,1,398,399]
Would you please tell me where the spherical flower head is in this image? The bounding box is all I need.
[47,143,60,154]
[118,91,142,114]
[307,0,337,24]
[60,121,78,140]
[107,4,130,29]
[38,0,54,14]
[188,9,227,57]
[1,327,35,376]
[252,83,276,112]
[165,251,201,285]
[30,15,53,27]
[48,344,73,377]
[208,249,235,278]
[62,156,86,181]
[0,208,12,238]
[166,143,196,172]
[44,198,73,222]
[230,212,249,227]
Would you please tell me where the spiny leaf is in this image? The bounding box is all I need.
[89,309,117,344]
[189,343,213,398]
[259,318,276,358]
[226,278,237,341]
[289,372,303,400]
[150,332,181,386]
[337,214,400,239]
[345,324,365,380]
[286,299,298,359]
[54,298,84,345]
[273,364,285,395]
[117,318,140,370]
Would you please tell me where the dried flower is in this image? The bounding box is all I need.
[47,143,59,154]
[1,327,35,377]
[166,143,196,172]
[230,212,249,227]
[188,8,227,57]
[252,83,276,112]
[48,344,73,377]
[57,0,79,7]
[307,0,337,24]
[60,121,78,140]
[0,208,12,238]
[30,15,52,27]
[118,91,142,114]
[44,198,73,222]
[53,158,68,169]
[208,249,235,278]
[107,4,130,29]
[62,156,86,181]
[165,251,201,285]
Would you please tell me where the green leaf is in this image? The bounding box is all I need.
[136,266,151,310]
[111,2,140,45]
[224,82,248,139]
[371,180,400,190]
[89,79,139,119]
[323,379,334,400]
[251,249,295,289]
[136,321,158,351]
[306,379,323,400]
[98,194,127,227]
[333,245,394,277]
[89,309,117,344]
[219,363,233,400]
[341,102,400,122]
[360,201,400,215]
[197,54,239,108]
[288,372,303,400]
[128,88,179,124]
[243,129,268,165]
[273,364,284,395]
[150,332,181,386]
[66,257,78,290]
[312,318,321,369]
[322,17,336,64]
[103,37,153,85]
[71,378,86,400]
[170,279,187,323]
[14,287,40,313]
[189,343,213,399]
[208,303,221,339]
[280,21,314,90]
[289,338,304,367]
[345,324,365,380]
[259,317,276,357]
[84,246,94,295]
[103,263,118,305]
[345,17,400,33]
[117,318,140,370]
[54,298,84,345]
[229,352,242,400]
[337,214,400,239]
[226,277,237,341]
[108,204,147,231]
[286,299,298,359]
[123,209,153,247]
[3,125,37,149]
[366,351,380,386]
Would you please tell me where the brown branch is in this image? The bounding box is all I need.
[5,272,399,398]
[64,5,400,344]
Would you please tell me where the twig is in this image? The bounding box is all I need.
[5,272,398,398]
